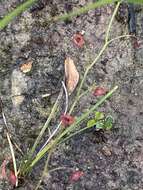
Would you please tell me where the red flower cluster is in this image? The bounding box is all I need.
[73,33,85,48]
[61,114,75,126]
[0,159,17,186]
[93,87,107,96]
[9,170,17,186]
[70,170,84,182]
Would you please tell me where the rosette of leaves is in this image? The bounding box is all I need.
[87,112,114,131]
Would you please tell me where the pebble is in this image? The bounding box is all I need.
[102,146,112,156]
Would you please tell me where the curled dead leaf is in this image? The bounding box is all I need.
[20,60,32,73]
[64,57,79,94]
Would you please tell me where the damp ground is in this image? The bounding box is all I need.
[0,1,143,190]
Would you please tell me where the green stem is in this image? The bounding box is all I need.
[30,85,118,168]
[35,150,53,190]
[0,0,142,30]
[44,0,143,24]
[0,0,38,30]
[53,0,115,22]
[7,133,18,186]
[58,125,94,145]
[29,90,63,158]
[105,1,121,43]
[69,1,121,114]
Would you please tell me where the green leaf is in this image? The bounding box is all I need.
[95,121,104,130]
[104,116,114,130]
[95,111,104,121]
[87,119,96,128]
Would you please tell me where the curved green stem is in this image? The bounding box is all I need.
[30,85,118,168]
[105,1,121,43]
[0,0,38,29]
[69,1,122,114]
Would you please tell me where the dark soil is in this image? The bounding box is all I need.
[0,1,143,190]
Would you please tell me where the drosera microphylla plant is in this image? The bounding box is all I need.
[1,0,142,188]
[0,1,124,187]
[18,1,123,181]
[87,111,114,131]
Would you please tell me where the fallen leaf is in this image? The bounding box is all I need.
[73,33,85,48]
[64,57,79,94]
[61,114,75,126]
[20,60,32,73]
[70,170,84,182]
[93,87,107,96]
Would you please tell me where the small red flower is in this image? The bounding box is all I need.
[73,33,85,48]
[93,87,107,96]
[61,114,75,126]
[0,160,7,179]
[9,170,17,186]
[70,170,84,182]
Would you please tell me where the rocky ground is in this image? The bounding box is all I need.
[0,0,143,190]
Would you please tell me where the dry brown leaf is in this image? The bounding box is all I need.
[64,57,79,94]
[20,60,32,73]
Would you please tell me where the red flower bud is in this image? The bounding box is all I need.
[9,170,17,186]
[93,87,107,96]
[1,160,7,179]
[61,114,75,126]
[70,170,84,182]
[73,33,85,48]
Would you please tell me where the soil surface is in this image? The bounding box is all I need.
[0,1,143,190]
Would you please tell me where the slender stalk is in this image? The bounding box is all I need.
[69,1,121,114]
[7,133,18,187]
[44,0,143,24]
[108,34,133,43]
[0,0,142,30]
[58,125,94,145]
[69,43,108,114]
[38,81,68,152]
[53,0,115,22]
[105,1,121,43]
[29,89,63,158]
[0,98,18,186]
[35,150,53,190]
[0,0,38,29]
[69,85,94,114]
[30,85,118,168]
